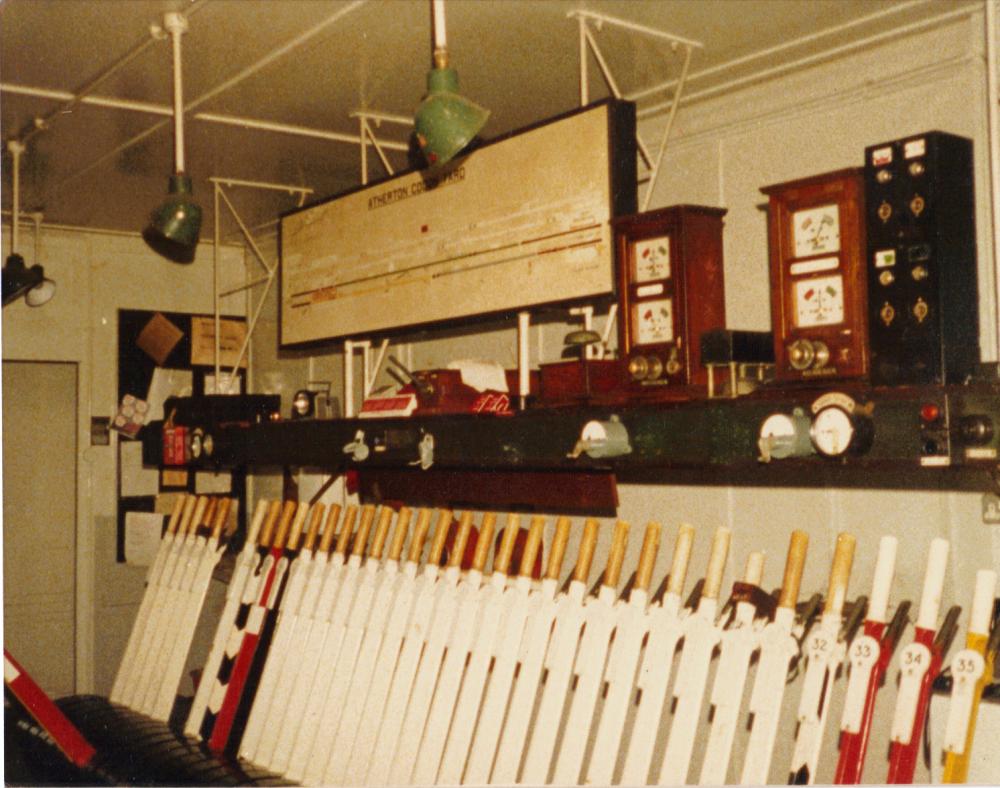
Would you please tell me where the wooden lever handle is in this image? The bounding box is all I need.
[285,502,312,551]
[389,507,412,562]
[318,504,342,553]
[473,513,497,572]
[428,509,452,565]
[257,500,284,548]
[187,496,209,536]
[244,499,270,545]
[210,497,233,540]
[521,516,545,579]
[166,494,188,535]
[271,499,299,550]
[634,522,661,592]
[352,505,378,557]
[448,512,474,569]
[546,517,571,581]
[666,523,695,598]
[336,506,358,554]
[407,509,434,564]
[701,526,731,601]
[175,495,197,537]
[369,507,395,561]
[604,520,630,589]
[574,518,600,584]
[744,551,765,586]
[200,497,217,532]
[824,532,856,616]
[778,530,809,610]
[494,514,520,576]
[302,503,327,553]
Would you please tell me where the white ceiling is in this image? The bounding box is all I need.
[0,0,960,242]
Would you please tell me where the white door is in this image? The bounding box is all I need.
[3,360,78,697]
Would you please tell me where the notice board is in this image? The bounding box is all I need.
[280,99,637,345]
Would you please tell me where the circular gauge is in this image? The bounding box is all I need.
[758,410,813,460]
[810,405,873,457]
[810,406,853,456]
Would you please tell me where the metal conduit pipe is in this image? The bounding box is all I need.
[12,0,209,147]
[986,0,1000,360]
[627,0,930,104]
[49,0,368,194]
[637,2,975,117]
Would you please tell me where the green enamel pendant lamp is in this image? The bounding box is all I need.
[143,12,201,264]
[414,0,489,167]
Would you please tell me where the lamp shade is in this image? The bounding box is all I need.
[2,253,45,307]
[143,174,202,264]
[414,66,489,167]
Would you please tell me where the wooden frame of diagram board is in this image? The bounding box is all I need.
[279,99,637,346]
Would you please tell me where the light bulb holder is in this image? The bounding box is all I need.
[414,66,489,167]
[143,173,202,264]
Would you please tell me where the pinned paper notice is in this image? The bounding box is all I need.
[146,367,193,422]
[124,511,166,567]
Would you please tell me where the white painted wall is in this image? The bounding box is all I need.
[1,224,246,694]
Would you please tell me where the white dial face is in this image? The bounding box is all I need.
[633,298,673,345]
[632,236,670,283]
[811,406,854,456]
[794,274,845,327]
[793,204,841,257]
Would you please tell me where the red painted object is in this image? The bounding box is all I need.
[4,649,95,767]
[207,546,285,753]
[885,626,943,784]
[835,619,892,784]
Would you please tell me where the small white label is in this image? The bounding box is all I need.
[636,283,665,298]
[875,249,897,269]
[920,455,951,467]
[790,256,839,276]
[872,146,893,166]
[904,138,926,159]
[966,447,997,460]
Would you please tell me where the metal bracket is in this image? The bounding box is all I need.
[409,432,435,470]
[343,429,370,462]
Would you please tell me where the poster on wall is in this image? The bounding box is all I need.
[279,99,637,345]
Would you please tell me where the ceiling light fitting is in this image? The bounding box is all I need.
[143,12,202,264]
[413,0,489,168]
[3,140,55,308]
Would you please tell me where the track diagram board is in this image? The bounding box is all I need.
[280,100,636,345]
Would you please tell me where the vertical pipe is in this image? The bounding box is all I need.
[433,0,447,51]
[579,17,589,106]
[9,141,23,252]
[517,311,530,409]
[169,19,186,173]
[344,340,355,417]
[31,212,42,266]
[214,182,222,387]
[360,118,369,185]
[985,0,1000,360]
